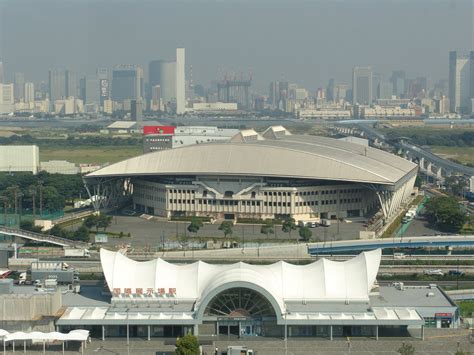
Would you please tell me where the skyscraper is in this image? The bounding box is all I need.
[97,68,109,106]
[65,70,78,98]
[13,72,25,102]
[111,65,143,103]
[449,51,471,113]
[378,81,393,100]
[84,75,100,111]
[391,70,406,98]
[24,82,34,104]
[48,69,66,102]
[470,51,474,111]
[149,60,176,105]
[176,48,186,114]
[352,66,373,105]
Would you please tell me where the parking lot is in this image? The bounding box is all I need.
[101,215,367,248]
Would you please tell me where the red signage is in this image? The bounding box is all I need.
[435,313,452,318]
[143,126,175,135]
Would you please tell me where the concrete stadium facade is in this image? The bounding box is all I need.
[85,127,418,223]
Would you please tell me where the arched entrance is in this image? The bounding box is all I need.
[203,287,277,337]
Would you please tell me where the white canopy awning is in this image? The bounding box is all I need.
[1,329,89,342]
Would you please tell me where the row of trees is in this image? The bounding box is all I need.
[186,217,314,242]
[0,134,141,147]
[424,196,467,233]
[0,172,86,214]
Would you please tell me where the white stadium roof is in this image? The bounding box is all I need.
[87,131,417,185]
[100,248,382,313]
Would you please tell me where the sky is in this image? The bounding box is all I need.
[0,0,473,93]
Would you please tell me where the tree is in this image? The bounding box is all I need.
[397,342,415,355]
[260,220,274,238]
[218,221,233,237]
[187,217,203,235]
[97,214,113,231]
[425,196,467,232]
[298,226,312,242]
[84,215,99,230]
[178,234,189,256]
[74,225,90,242]
[282,217,297,239]
[175,333,199,355]
[19,219,42,233]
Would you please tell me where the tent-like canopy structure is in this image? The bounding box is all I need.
[101,248,382,317]
[0,329,89,354]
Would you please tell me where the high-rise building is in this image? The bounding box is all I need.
[151,85,161,111]
[176,48,186,114]
[111,65,143,103]
[391,70,406,98]
[352,66,373,105]
[48,69,66,102]
[268,81,289,109]
[471,51,474,105]
[65,70,77,98]
[0,61,3,84]
[149,60,176,105]
[378,81,393,100]
[326,79,335,102]
[334,84,348,103]
[84,75,100,112]
[97,68,109,106]
[449,51,471,113]
[13,72,25,102]
[131,99,143,122]
[24,82,34,104]
[372,73,382,100]
[0,84,14,113]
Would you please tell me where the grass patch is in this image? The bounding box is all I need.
[40,145,142,164]
[430,146,474,166]
[457,301,474,317]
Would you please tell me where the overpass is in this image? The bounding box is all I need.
[0,226,89,248]
[307,235,474,255]
[342,123,474,180]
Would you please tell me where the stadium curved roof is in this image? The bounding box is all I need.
[87,134,416,185]
[100,248,382,306]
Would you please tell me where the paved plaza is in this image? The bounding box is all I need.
[7,329,472,354]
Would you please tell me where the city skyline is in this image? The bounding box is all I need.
[0,0,472,92]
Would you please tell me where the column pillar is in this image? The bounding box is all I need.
[375,325,378,340]
[330,325,333,341]
[102,325,105,341]
[126,323,130,345]
[421,325,424,341]
[147,325,151,341]
[193,324,198,336]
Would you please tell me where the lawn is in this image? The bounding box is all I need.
[431,146,474,166]
[40,146,143,164]
[457,300,474,317]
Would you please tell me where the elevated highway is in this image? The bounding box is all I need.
[307,235,474,255]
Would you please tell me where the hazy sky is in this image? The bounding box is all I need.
[0,0,473,92]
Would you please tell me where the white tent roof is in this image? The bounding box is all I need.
[100,248,381,312]
[1,329,89,342]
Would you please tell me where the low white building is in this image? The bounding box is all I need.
[361,105,416,118]
[0,145,39,174]
[40,160,79,175]
[191,102,238,112]
[299,108,351,119]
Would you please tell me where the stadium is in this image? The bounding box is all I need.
[84,126,418,224]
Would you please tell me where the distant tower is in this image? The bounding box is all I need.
[176,48,186,114]
[449,51,471,113]
[352,66,373,105]
[13,72,25,102]
[0,61,3,84]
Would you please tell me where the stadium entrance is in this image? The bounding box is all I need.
[205,287,276,337]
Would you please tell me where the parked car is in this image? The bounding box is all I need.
[448,270,464,277]
[424,269,444,276]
